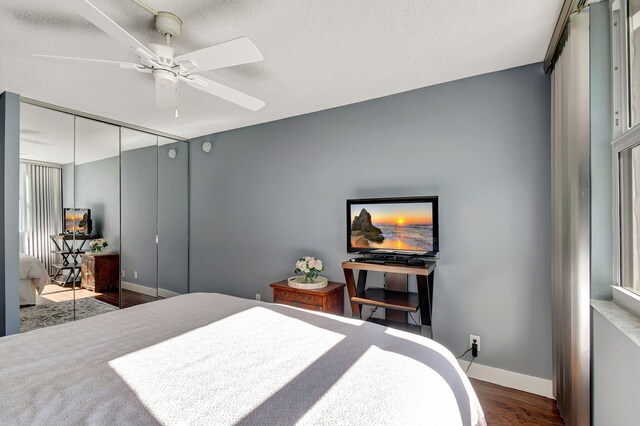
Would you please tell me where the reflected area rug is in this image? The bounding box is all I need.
[20,298,118,333]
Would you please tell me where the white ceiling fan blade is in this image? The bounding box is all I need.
[182,75,265,111]
[70,0,156,61]
[174,37,263,73]
[32,54,146,71]
[155,75,176,109]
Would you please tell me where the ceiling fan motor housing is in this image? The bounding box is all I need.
[155,12,182,37]
[149,43,175,67]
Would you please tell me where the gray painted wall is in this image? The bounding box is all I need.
[121,146,157,288]
[592,309,640,425]
[189,63,552,379]
[1,92,20,336]
[62,163,74,210]
[74,157,120,250]
[590,2,613,300]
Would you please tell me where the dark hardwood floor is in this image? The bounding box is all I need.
[94,288,159,309]
[471,379,564,425]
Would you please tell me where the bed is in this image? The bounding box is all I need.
[19,254,50,306]
[0,293,485,425]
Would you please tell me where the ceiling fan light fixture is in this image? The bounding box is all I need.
[153,69,176,88]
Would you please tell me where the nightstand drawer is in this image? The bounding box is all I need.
[274,298,322,312]
[270,280,346,316]
[274,298,294,307]
[273,288,296,302]
[294,302,322,312]
[295,292,323,307]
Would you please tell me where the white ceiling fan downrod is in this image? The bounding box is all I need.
[131,0,158,17]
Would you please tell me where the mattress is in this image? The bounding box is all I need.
[0,293,485,425]
[19,254,49,295]
[19,279,36,306]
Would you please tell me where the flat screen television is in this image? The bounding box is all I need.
[347,196,439,256]
[64,208,92,235]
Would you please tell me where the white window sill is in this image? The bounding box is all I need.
[591,286,640,348]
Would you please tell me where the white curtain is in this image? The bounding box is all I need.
[550,10,590,426]
[19,162,63,274]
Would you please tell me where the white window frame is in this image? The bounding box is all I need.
[612,125,640,287]
[612,0,640,298]
[611,0,630,138]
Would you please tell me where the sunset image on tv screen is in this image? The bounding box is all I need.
[65,209,89,233]
[350,203,434,251]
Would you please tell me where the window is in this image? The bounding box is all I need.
[630,0,640,127]
[613,1,640,292]
[619,138,640,292]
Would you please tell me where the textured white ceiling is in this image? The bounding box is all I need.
[1,0,562,139]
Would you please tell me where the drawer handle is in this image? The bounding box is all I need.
[281,292,290,297]
[304,296,315,301]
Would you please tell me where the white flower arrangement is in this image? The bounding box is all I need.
[295,256,325,283]
[89,239,109,252]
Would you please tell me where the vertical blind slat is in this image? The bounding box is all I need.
[20,163,62,274]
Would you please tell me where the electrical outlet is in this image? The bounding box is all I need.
[255,294,261,301]
[470,335,481,353]
[122,270,125,277]
[134,271,138,279]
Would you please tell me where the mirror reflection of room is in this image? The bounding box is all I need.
[17,102,189,332]
[19,104,118,333]
[158,137,189,297]
[73,117,122,311]
[121,128,159,307]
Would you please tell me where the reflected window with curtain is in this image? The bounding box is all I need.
[19,161,63,273]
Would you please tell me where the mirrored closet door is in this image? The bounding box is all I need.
[121,128,158,307]
[18,101,189,333]
[158,138,189,297]
[74,117,121,313]
[19,104,75,332]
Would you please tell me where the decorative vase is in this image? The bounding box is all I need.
[303,273,318,283]
[288,275,328,289]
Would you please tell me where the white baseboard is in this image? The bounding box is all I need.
[458,360,554,399]
[121,281,157,297]
[121,281,179,299]
[158,287,179,299]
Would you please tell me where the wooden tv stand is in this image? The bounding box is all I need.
[342,260,436,337]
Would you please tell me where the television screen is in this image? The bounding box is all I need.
[64,208,91,234]
[347,196,439,255]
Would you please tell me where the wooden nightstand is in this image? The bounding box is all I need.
[81,253,119,292]
[270,280,345,315]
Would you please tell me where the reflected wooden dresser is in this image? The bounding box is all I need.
[269,280,345,315]
[81,253,119,292]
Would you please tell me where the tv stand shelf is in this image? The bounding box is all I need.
[50,234,96,287]
[342,260,436,337]
[352,288,420,312]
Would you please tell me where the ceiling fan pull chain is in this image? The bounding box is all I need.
[175,79,179,118]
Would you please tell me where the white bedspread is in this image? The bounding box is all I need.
[0,293,485,426]
[19,254,49,294]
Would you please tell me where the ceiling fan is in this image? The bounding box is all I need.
[33,0,266,117]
